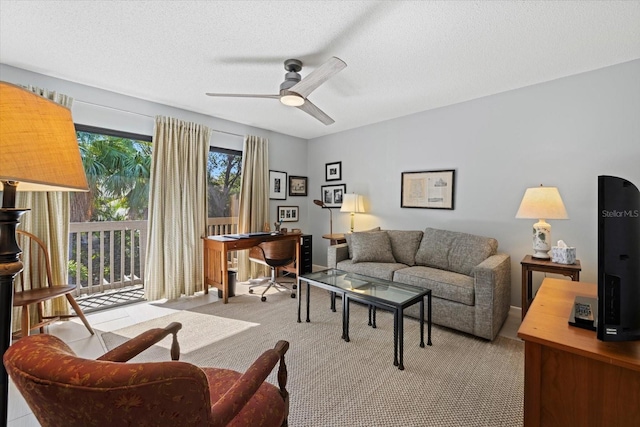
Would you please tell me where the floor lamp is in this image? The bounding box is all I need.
[0,82,88,424]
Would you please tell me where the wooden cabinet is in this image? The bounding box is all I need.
[517,278,640,427]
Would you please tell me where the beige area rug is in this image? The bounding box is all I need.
[104,311,258,354]
[102,287,524,427]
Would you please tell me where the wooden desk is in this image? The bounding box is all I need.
[322,233,346,245]
[521,255,581,319]
[518,278,640,427]
[203,233,301,303]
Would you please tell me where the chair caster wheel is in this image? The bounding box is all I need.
[293,284,297,290]
[291,293,296,298]
[249,289,254,294]
[261,296,267,302]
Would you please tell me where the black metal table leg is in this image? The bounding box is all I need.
[297,279,303,323]
[343,294,350,342]
[305,282,311,323]
[331,291,336,312]
[393,308,399,367]
[427,291,432,346]
[398,307,405,370]
[419,298,425,348]
[372,306,377,328]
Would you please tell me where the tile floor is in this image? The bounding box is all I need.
[7,279,522,426]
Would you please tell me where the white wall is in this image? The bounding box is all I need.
[0,64,309,231]
[308,59,640,307]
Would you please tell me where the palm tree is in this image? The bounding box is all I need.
[71,132,151,222]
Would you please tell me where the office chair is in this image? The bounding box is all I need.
[248,240,297,302]
[4,322,291,427]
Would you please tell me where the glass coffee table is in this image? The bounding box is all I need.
[298,268,432,370]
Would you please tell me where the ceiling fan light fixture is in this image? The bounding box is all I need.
[280,94,305,107]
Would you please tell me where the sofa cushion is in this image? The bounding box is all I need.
[415,228,498,276]
[393,266,475,306]
[386,230,423,266]
[350,231,397,264]
[344,227,381,258]
[336,259,407,281]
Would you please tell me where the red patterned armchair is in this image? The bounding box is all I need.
[3,322,290,427]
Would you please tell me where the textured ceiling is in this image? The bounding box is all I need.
[1,1,639,139]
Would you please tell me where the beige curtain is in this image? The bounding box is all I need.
[13,87,74,332]
[237,135,270,281]
[145,116,210,300]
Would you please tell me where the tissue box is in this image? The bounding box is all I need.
[551,246,576,264]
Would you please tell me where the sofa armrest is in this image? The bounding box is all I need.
[327,243,349,268]
[472,253,511,340]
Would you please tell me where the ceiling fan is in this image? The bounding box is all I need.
[206,57,346,125]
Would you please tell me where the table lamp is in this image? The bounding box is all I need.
[313,199,333,236]
[0,81,88,424]
[515,185,568,259]
[340,193,365,233]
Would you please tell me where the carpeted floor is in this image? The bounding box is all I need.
[102,287,524,426]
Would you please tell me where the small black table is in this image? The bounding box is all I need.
[298,269,432,370]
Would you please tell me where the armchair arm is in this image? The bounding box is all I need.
[97,322,182,362]
[211,340,290,427]
[327,243,349,268]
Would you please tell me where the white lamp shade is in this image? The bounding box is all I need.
[0,81,88,192]
[515,186,568,220]
[340,194,365,213]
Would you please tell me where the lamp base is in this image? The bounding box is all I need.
[531,219,551,259]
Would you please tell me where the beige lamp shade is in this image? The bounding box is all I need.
[515,186,568,220]
[0,81,88,192]
[340,193,365,214]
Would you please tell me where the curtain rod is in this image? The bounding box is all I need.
[74,99,245,138]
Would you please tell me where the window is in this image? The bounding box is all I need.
[207,147,242,219]
[72,125,152,222]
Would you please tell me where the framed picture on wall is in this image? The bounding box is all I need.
[277,206,299,222]
[321,184,346,208]
[325,161,342,181]
[269,170,287,200]
[288,176,308,196]
[401,169,455,209]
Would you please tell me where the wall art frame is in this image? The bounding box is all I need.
[325,161,342,181]
[269,170,287,200]
[401,169,455,209]
[277,206,299,222]
[321,183,347,208]
[288,175,308,196]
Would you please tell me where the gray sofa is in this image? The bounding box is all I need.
[327,227,511,340]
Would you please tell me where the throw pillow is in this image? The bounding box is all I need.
[386,230,424,266]
[345,226,381,258]
[351,231,397,264]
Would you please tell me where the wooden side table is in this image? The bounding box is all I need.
[322,233,346,245]
[521,255,581,320]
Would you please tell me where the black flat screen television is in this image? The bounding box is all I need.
[597,175,640,341]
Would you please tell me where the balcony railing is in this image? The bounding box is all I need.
[69,217,238,297]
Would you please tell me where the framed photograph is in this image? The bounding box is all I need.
[288,175,308,196]
[277,206,299,222]
[269,170,287,200]
[325,161,342,181]
[321,184,347,208]
[401,169,455,209]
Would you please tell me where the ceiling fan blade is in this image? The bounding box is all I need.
[296,99,335,125]
[289,57,347,98]
[205,93,280,99]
